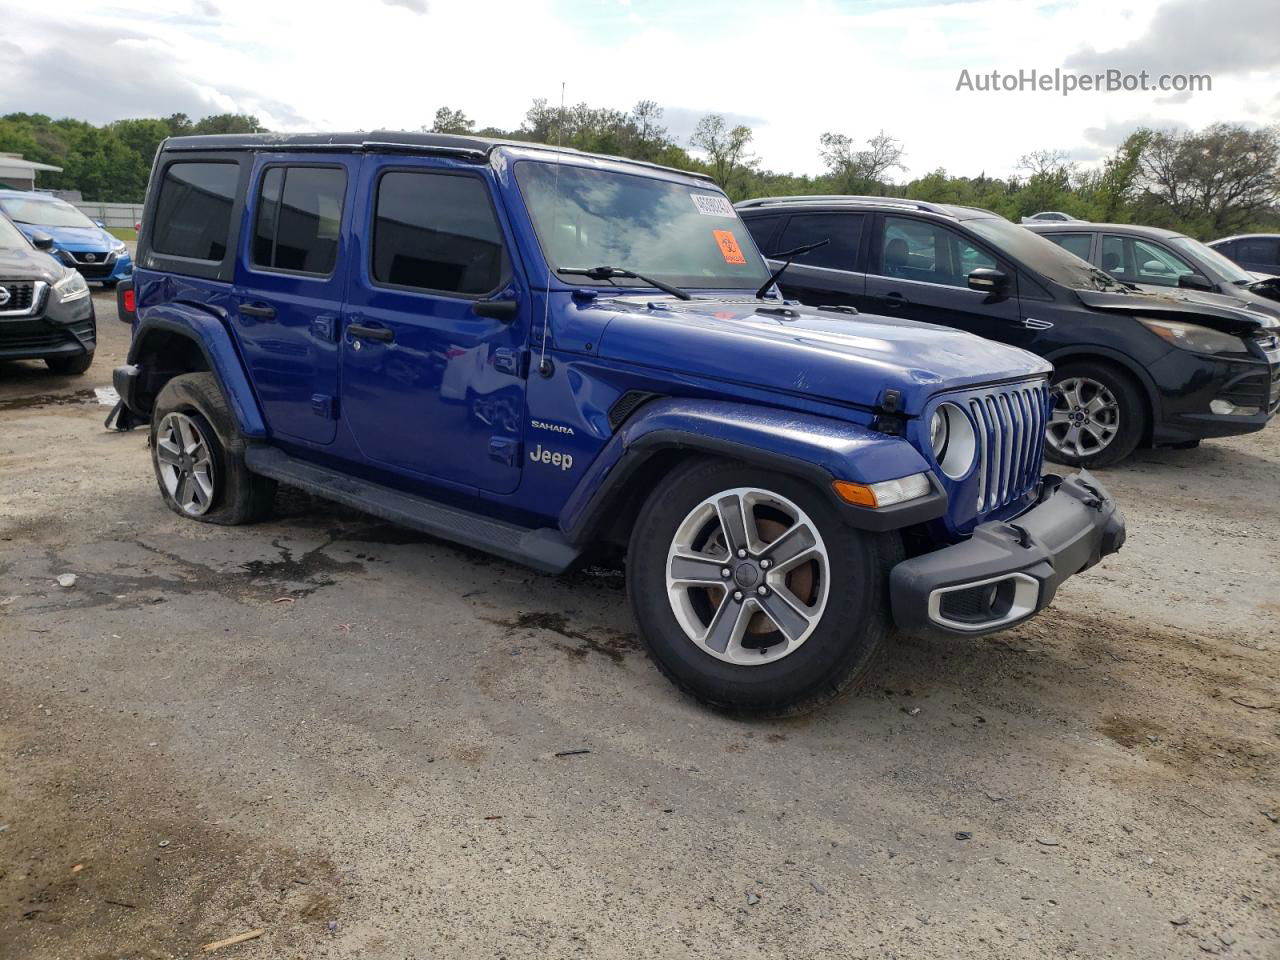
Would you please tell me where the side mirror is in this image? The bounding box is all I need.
[968,268,1009,294]
[473,298,518,322]
[93,219,107,228]
[1177,273,1214,292]
[30,231,54,251]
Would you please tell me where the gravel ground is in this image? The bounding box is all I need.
[0,290,1276,959]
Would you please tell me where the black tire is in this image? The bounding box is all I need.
[626,457,898,717]
[45,351,94,375]
[1045,360,1148,469]
[149,372,276,525]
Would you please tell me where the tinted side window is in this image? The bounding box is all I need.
[742,215,782,256]
[252,166,345,275]
[373,172,505,295]
[151,161,238,262]
[777,214,864,271]
[879,216,995,286]
[1238,238,1280,265]
[1046,232,1092,262]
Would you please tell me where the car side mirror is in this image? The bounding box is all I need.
[93,219,107,228]
[1177,273,1214,292]
[30,231,54,251]
[473,298,518,322]
[968,268,1008,295]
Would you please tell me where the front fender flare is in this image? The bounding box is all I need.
[560,398,945,543]
[128,307,267,437]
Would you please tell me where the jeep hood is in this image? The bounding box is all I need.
[593,298,1050,415]
[1076,288,1276,334]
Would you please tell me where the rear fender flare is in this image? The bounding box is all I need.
[128,307,267,437]
[560,398,944,543]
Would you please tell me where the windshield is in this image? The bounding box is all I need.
[514,161,771,291]
[0,215,31,250]
[1168,236,1254,285]
[0,196,95,229]
[970,217,1118,290]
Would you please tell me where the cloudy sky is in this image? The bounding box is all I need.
[3,0,1278,179]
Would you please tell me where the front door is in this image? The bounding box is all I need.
[340,158,528,494]
[865,214,1024,343]
[232,157,358,445]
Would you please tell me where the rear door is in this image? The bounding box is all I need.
[864,214,1022,338]
[232,156,357,446]
[340,157,528,494]
[768,212,868,308]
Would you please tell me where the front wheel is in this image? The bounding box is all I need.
[627,458,897,716]
[1045,361,1148,468]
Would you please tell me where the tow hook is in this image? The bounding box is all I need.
[1008,523,1033,548]
[1077,479,1106,510]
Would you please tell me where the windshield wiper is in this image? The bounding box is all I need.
[557,266,692,301]
[756,239,830,299]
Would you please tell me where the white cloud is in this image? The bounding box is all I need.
[2,0,1276,180]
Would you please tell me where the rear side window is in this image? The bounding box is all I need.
[252,166,346,275]
[151,162,238,262]
[742,215,782,256]
[778,214,864,271]
[372,171,506,295]
[1046,232,1092,263]
[1238,237,1280,265]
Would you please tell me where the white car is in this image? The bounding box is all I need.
[1020,211,1085,224]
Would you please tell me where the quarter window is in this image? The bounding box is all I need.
[878,216,995,287]
[1046,232,1093,263]
[252,166,346,275]
[776,214,864,271]
[151,162,239,262]
[372,171,506,295]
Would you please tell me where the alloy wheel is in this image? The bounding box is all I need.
[155,412,216,516]
[1047,376,1120,459]
[665,487,830,665]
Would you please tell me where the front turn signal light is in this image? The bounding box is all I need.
[832,473,932,508]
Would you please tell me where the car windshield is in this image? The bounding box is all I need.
[969,217,1114,290]
[1167,236,1254,285]
[514,161,771,291]
[0,215,30,250]
[0,196,95,229]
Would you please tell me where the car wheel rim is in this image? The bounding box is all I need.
[155,412,216,516]
[665,487,830,666]
[1046,377,1120,459]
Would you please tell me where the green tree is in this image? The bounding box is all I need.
[430,107,475,135]
[690,114,758,199]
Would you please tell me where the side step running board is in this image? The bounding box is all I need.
[245,446,581,574]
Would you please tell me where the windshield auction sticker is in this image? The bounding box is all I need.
[691,193,736,217]
[713,229,747,264]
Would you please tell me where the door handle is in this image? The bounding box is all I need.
[883,292,906,309]
[240,302,276,318]
[348,323,394,343]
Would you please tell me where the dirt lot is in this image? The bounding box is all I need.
[1,289,1276,959]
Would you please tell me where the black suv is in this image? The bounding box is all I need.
[738,196,1279,467]
[0,214,96,374]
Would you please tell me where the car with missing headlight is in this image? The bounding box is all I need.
[0,189,133,287]
[0,211,96,373]
[111,132,1123,715]
[737,196,1279,467]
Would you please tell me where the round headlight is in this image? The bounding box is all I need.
[930,402,977,480]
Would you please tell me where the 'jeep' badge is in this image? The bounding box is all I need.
[0,287,9,307]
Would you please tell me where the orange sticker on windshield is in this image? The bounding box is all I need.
[713,229,746,265]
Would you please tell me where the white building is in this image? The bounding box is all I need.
[0,153,63,192]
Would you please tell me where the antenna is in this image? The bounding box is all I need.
[537,82,566,378]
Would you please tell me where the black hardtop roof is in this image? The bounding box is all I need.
[160,131,715,182]
[1026,220,1186,240]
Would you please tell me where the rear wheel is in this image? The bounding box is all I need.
[150,373,275,525]
[627,458,896,716]
[45,351,94,375]
[1045,361,1147,468]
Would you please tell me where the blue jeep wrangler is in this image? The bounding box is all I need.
[113,132,1124,715]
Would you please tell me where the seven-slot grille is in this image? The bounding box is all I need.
[0,280,36,313]
[966,379,1051,512]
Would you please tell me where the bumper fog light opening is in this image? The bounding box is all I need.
[927,572,1040,632]
[1209,398,1261,416]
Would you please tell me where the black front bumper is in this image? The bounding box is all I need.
[890,471,1125,639]
[0,315,96,361]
